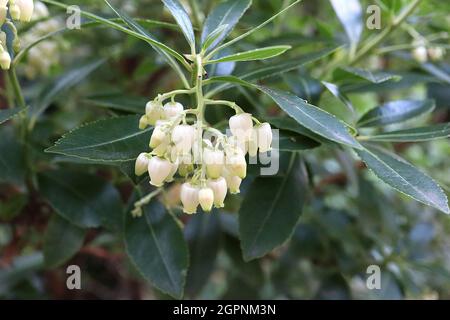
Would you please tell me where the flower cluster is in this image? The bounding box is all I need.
[0,0,34,70]
[412,45,446,63]
[135,96,273,214]
[21,1,62,79]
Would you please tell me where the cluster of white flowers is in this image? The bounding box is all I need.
[135,97,273,214]
[0,0,34,70]
[21,1,61,78]
[412,45,446,63]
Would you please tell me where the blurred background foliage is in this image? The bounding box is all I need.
[0,0,449,299]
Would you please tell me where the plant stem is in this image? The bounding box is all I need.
[349,0,423,65]
[8,67,26,108]
[194,55,205,177]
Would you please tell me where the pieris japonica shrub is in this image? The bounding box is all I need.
[0,0,449,300]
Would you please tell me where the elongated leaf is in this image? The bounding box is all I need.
[162,0,195,46]
[340,67,400,83]
[201,0,252,50]
[39,170,124,230]
[208,45,291,64]
[46,115,152,162]
[202,24,228,52]
[206,46,340,96]
[278,130,321,151]
[322,81,354,112]
[185,212,221,297]
[330,0,363,47]
[355,145,449,214]
[357,100,435,128]
[43,215,86,268]
[265,116,326,143]
[239,153,307,260]
[125,200,188,299]
[363,123,450,142]
[0,126,26,187]
[30,60,104,122]
[0,107,28,124]
[84,94,147,114]
[259,87,362,149]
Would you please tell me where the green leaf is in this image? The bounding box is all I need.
[46,115,152,162]
[357,100,435,128]
[38,170,124,230]
[185,211,221,297]
[201,24,228,52]
[330,0,363,47]
[340,67,401,84]
[124,200,188,299]
[207,45,291,64]
[363,123,450,142]
[201,0,252,50]
[322,81,354,113]
[265,116,326,143]
[355,145,449,214]
[278,130,321,151]
[0,107,28,125]
[162,0,195,46]
[30,60,104,124]
[0,126,26,187]
[239,153,307,260]
[43,215,86,268]
[258,87,362,149]
[205,46,340,96]
[84,94,147,114]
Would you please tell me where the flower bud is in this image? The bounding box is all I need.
[165,161,179,182]
[135,153,150,176]
[0,50,11,70]
[139,115,149,130]
[228,135,248,154]
[171,124,195,153]
[227,175,242,194]
[248,129,258,157]
[207,177,227,208]
[203,148,224,179]
[145,101,163,125]
[148,157,172,187]
[412,46,427,63]
[17,0,34,22]
[163,101,183,120]
[149,121,167,149]
[0,6,7,25]
[198,187,214,212]
[428,47,445,61]
[9,3,21,20]
[34,1,49,19]
[257,123,273,153]
[180,182,199,214]
[226,151,247,179]
[229,113,253,139]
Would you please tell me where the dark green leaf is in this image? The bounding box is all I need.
[278,130,321,151]
[364,123,450,142]
[355,145,449,214]
[340,67,401,84]
[162,0,195,46]
[201,24,228,52]
[201,0,252,50]
[0,107,28,125]
[38,170,124,230]
[43,215,86,268]
[0,126,26,187]
[124,200,188,299]
[30,59,104,122]
[330,0,363,47]
[84,94,147,114]
[258,87,361,149]
[46,115,152,162]
[322,81,354,112]
[207,46,291,64]
[239,153,308,260]
[185,212,221,297]
[357,100,435,128]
